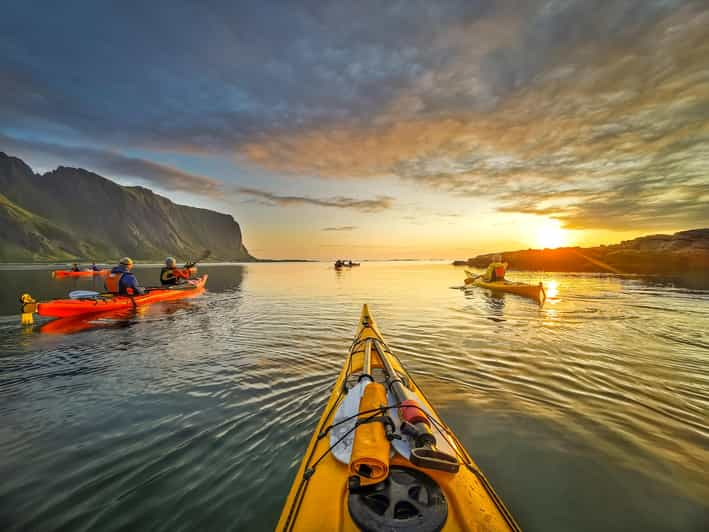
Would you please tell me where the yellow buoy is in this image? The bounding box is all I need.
[20,293,37,325]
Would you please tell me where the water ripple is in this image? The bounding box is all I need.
[0,263,707,531]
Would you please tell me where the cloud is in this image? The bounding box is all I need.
[0,134,223,196]
[322,226,358,231]
[4,0,675,153]
[2,0,708,232]
[0,1,508,152]
[237,187,393,212]
[237,2,709,231]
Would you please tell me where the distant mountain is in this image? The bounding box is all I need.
[455,229,709,275]
[0,152,253,262]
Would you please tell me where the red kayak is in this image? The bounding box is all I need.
[31,275,208,319]
[52,269,109,278]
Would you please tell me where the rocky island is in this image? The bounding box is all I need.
[455,229,709,276]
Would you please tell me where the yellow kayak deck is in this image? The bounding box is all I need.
[277,304,520,531]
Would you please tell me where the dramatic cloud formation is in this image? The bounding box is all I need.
[237,187,392,212]
[236,2,709,230]
[1,0,707,236]
[0,135,222,197]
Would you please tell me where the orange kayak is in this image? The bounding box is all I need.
[52,269,109,278]
[30,275,208,319]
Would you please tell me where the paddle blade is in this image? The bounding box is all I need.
[184,249,211,268]
[69,290,100,300]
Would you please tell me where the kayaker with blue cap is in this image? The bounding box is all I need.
[105,257,145,295]
[483,254,508,282]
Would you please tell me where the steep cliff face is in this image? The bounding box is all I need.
[0,152,253,261]
[460,229,709,275]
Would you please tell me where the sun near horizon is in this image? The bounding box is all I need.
[536,220,568,250]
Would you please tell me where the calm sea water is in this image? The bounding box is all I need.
[0,262,707,531]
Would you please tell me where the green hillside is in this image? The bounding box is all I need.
[0,152,253,262]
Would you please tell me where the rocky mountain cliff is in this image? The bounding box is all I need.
[0,152,253,261]
[456,229,709,275]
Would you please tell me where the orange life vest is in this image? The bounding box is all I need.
[494,265,506,280]
[105,272,122,293]
[487,262,507,282]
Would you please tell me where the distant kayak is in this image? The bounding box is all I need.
[465,271,545,303]
[277,304,520,531]
[52,269,108,278]
[22,275,208,320]
[52,266,196,279]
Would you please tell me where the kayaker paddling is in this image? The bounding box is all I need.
[464,268,546,303]
[160,257,191,286]
[71,263,81,272]
[105,257,145,295]
[483,254,508,282]
[20,275,208,323]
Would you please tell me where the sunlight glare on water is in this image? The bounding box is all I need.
[0,262,707,531]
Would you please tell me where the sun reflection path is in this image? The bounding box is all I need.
[545,279,559,299]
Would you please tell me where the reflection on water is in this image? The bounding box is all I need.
[36,301,202,335]
[0,262,707,531]
[545,279,559,299]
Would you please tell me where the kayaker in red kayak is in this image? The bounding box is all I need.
[483,254,508,282]
[160,257,191,286]
[91,262,102,271]
[105,257,145,295]
[71,263,81,272]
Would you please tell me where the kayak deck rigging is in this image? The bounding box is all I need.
[277,304,520,531]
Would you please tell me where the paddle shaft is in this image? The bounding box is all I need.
[359,339,374,383]
[465,270,481,281]
[373,340,459,473]
[372,341,435,448]
[184,249,211,269]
